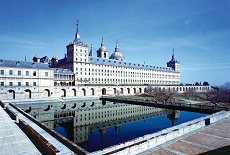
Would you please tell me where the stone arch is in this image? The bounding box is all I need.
[176,87,179,91]
[180,87,182,91]
[61,89,66,97]
[24,89,32,99]
[133,88,136,94]
[82,88,86,96]
[102,88,106,95]
[72,88,76,96]
[91,88,94,96]
[113,88,116,94]
[120,88,123,94]
[8,89,15,99]
[44,89,51,97]
[127,88,130,94]
[139,88,142,93]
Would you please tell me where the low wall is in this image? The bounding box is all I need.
[90,111,230,155]
[0,85,211,100]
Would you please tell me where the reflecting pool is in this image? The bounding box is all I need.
[19,99,209,152]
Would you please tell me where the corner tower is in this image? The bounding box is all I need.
[167,49,180,72]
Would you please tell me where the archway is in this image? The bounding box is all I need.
[61,89,66,97]
[139,88,142,93]
[24,89,32,99]
[113,88,116,94]
[133,88,136,94]
[8,89,15,99]
[72,88,76,96]
[127,88,130,94]
[44,89,50,97]
[91,88,94,96]
[102,88,106,95]
[120,88,123,94]
[82,88,86,96]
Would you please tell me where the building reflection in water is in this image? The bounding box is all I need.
[18,100,178,152]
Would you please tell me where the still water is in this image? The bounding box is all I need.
[19,99,209,152]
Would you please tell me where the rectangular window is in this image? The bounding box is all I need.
[33,71,36,76]
[26,82,29,86]
[0,70,4,75]
[0,82,4,86]
[26,71,29,76]
[33,82,36,86]
[9,70,13,75]
[18,70,21,76]
[18,82,21,86]
[9,82,13,86]
[45,72,48,76]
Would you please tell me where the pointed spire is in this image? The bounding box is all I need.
[115,40,120,52]
[74,20,80,43]
[172,48,175,61]
[89,44,94,57]
[24,55,27,61]
[101,37,104,47]
[116,40,119,48]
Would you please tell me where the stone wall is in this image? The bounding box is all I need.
[0,85,211,100]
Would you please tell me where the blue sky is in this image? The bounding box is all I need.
[0,0,229,86]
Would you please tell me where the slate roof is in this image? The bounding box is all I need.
[53,68,74,74]
[88,56,174,72]
[0,59,51,69]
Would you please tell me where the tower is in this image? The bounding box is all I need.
[74,20,80,44]
[167,48,180,72]
[96,37,108,58]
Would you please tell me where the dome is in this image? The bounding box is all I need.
[99,46,107,51]
[109,41,125,61]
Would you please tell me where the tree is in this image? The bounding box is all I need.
[195,82,200,86]
[208,82,230,105]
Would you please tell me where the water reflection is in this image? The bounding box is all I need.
[18,100,207,152]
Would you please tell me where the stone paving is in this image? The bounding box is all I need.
[142,116,230,155]
[0,107,41,155]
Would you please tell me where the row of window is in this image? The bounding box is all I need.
[0,70,49,77]
[0,81,37,86]
[76,71,179,79]
[76,77,179,84]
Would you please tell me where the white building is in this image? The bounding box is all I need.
[0,59,54,87]
[50,23,180,86]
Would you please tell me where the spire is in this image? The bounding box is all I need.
[74,20,80,43]
[89,44,94,56]
[101,37,104,47]
[115,40,120,52]
[172,48,175,61]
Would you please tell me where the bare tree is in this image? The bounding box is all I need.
[209,82,230,105]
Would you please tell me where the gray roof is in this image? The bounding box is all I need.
[53,68,74,74]
[88,56,174,72]
[0,59,51,69]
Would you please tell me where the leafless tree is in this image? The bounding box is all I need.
[209,82,230,105]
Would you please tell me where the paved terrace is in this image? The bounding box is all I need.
[0,106,41,155]
[140,115,230,155]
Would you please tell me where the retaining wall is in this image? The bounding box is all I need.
[90,111,230,155]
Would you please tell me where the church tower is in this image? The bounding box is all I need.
[167,49,180,72]
[96,37,108,58]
